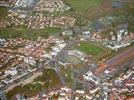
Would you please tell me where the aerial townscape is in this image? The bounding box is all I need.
[0,0,134,100]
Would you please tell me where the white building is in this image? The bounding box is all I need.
[5,67,18,76]
[62,30,73,35]
[0,38,6,45]
[83,71,100,84]
[82,31,91,38]
[24,57,36,66]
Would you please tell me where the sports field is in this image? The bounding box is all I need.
[74,41,103,56]
[72,41,115,62]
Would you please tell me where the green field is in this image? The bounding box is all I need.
[74,41,103,56]
[0,27,62,40]
[64,0,100,14]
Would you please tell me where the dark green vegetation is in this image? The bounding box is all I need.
[0,7,8,19]
[6,83,44,100]
[124,3,134,32]
[6,69,61,100]
[45,43,56,52]
[34,69,61,89]
[0,27,62,40]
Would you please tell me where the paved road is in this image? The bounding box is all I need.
[48,38,79,85]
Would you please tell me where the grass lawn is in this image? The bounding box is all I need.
[74,41,103,56]
[64,0,100,14]
[0,27,62,40]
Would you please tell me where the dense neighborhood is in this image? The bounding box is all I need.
[0,0,134,100]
